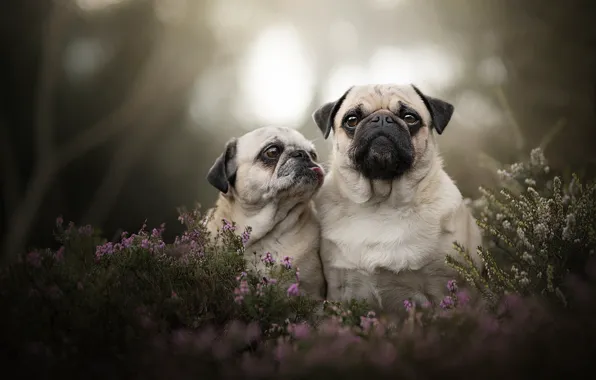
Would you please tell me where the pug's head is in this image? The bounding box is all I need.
[207,126,325,205]
[312,84,454,181]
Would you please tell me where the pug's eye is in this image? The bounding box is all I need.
[403,113,419,125]
[344,115,359,129]
[310,151,318,161]
[263,145,281,160]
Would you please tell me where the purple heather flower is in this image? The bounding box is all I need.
[121,234,135,249]
[255,283,265,297]
[153,241,166,252]
[26,251,42,268]
[288,323,311,340]
[287,283,300,297]
[152,223,166,237]
[360,312,378,332]
[55,246,65,262]
[95,242,115,260]
[456,290,471,306]
[241,229,251,246]
[141,239,150,249]
[403,299,413,312]
[282,256,292,269]
[77,224,94,236]
[234,279,250,303]
[66,221,76,234]
[222,218,236,232]
[447,279,458,292]
[238,280,250,294]
[261,252,275,266]
[439,295,455,309]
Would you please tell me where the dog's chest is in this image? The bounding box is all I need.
[322,205,441,273]
[244,222,317,271]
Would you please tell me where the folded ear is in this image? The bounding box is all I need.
[206,138,238,194]
[312,87,352,139]
[312,102,335,139]
[411,84,454,135]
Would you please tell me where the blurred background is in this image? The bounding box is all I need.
[1,0,595,260]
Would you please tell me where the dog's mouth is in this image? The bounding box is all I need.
[368,135,395,148]
[350,129,414,181]
[276,160,325,192]
[355,133,398,159]
[309,166,325,185]
[298,163,324,186]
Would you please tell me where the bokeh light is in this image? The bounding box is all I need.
[63,37,111,84]
[367,46,463,92]
[76,0,129,12]
[372,0,408,10]
[235,23,316,129]
[453,90,505,130]
[322,65,368,102]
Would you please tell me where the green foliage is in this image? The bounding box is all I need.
[447,147,596,307]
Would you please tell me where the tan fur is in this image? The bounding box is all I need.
[314,84,483,312]
[204,126,326,299]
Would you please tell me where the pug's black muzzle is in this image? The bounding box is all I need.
[350,111,414,180]
[277,150,324,185]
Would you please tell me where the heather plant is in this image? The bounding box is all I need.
[1,148,596,378]
[447,147,596,307]
[0,207,320,373]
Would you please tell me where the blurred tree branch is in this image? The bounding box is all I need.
[0,115,20,231]
[0,1,202,265]
[0,1,70,264]
[34,1,70,162]
[495,86,525,155]
[81,92,187,227]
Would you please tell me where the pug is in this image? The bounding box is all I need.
[311,83,483,311]
[204,126,327,299]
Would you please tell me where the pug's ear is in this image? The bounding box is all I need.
[411,84,454,135]
[206,138,238,194]
[312,87,353,139]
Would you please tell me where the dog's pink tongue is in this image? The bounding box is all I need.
[311,166,324,181]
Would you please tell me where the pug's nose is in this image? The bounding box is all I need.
[289,149,308,159]
[371,115,395,125]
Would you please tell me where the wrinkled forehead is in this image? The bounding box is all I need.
[236,126,315,160]
[336,84,431,123]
